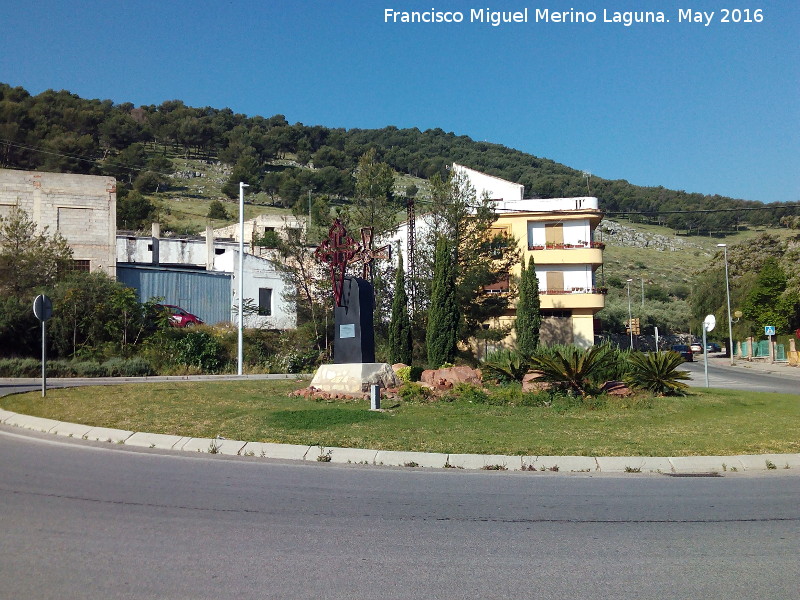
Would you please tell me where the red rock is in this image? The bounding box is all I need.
[420,366,482,390]
[601,381,633,396]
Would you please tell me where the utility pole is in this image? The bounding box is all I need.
[640,277,645,307]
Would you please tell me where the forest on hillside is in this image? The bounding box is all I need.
[1,82,796,234]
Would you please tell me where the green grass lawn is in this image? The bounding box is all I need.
[2,382,798,457]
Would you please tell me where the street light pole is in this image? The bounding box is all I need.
[717,243,735,366]
[626,278,634,349]
[238,181,249,376]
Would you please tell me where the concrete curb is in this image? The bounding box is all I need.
[1,409,798,474]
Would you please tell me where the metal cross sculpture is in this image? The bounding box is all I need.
[314,219,361,307]
[352,227,392,280]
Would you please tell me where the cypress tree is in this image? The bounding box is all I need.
[389,253,413,364]
[515,255,541,356]
[426,236,459,368]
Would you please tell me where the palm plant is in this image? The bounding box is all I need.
[482,349,529,383]
[624,351,690,396]
[527,345,613,397]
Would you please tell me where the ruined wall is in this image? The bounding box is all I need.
[0,169,117,275]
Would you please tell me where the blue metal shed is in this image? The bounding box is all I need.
[117,265,232,325]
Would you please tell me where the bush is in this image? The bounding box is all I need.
[172,331,223,372]
[142,328,224,373]
[101,357,155,377]
[0,358,40,377]
[395,366,412,383]
[482,349,529,383]
[450,383,490,404]
[69,360,107,377]
[398,382,432,403]
[207,200,229,220]
[624,351,690,396]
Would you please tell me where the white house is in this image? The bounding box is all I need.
[116,224,296,329]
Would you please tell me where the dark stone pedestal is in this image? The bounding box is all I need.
[334,277,375,364]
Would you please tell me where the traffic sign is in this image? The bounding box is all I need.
[33,295,53,321]
[703,314,716,332]
[765,326,776,336]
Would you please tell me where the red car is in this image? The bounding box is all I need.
[159,304,203,327]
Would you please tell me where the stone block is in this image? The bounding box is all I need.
[373,450,450,468]
[311,446,377,464]
[5,414,60,433]
[522,455,598,472]
[735,453,800,471]
[125,432,191,450]
[50,422,94,439]
[669,455,740,473]
[445,453,523,470]
[180,437,247,455]
[595,456,673,473]
[310,363,399,394]
[83,427,134,443]
[240,442,311,460]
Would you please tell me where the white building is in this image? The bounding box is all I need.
[117,224,295,329]
[206,213,306,250]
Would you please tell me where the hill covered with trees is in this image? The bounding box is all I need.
[1,82,795,234]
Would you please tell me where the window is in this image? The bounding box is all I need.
[68,260,91,272]
[545,223,564,246]
[258,288,273,316]
[488,226,510,258]
[546,271,564,292]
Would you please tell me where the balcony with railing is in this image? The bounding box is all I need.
[527,241,604,266]
[539,286,607,310]
[528,241,605,251]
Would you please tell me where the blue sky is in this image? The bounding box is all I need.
[1,1,797,203]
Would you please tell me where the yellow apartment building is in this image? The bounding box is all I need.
[491,196,605,348]
[452,164,605,349]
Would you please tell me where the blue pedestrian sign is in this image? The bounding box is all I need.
[765,326,776,336]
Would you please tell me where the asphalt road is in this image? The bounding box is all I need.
[681,358,800,394]
[1,429,797,600]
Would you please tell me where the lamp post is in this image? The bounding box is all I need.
[626,278,634,349]
[238,181,249,376]
[717,244,735,366]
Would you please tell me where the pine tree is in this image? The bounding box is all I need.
[388,253,413,364]
[515,255,541,356]
[426,237,459,368]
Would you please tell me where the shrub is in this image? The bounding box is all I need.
[482,349,529,383]
[207,199,229,220]
[398,382,432,403]
[0,358,40,377]
[101,357,155,377]
[624,351,690,396]
[173,331,223,372]
[528,344,614,397]
[452,383,490,404]
[70,361,107,377]
[143,328,224,373]
[395,366,412,383]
